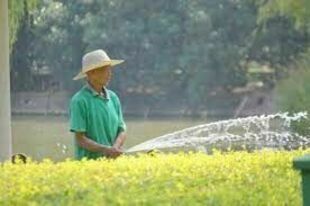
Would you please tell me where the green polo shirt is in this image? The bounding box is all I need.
[69,85,126,160]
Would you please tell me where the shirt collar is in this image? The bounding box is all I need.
[86,82,110,100]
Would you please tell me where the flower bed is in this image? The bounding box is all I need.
[1,149,308,205]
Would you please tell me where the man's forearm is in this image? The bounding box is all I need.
[113,131,127,149]
[75,133,109,153]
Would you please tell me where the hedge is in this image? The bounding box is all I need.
[1,149,309,205]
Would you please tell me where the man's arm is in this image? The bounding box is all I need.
[75,132,122,158]
[113,131,127,149]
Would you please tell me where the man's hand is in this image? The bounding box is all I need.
[75,132,123,158]
[104,146,123,158]
[113,131,127,150]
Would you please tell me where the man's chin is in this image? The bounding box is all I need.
[102,82,109,87]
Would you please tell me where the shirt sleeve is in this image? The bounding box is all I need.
[69,97,87,133]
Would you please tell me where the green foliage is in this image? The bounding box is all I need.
[249,16,308,67]
[12,1,259,99]
[8,0,37,49]
[275,50,310,136]
[256,0,310,135]
[9,0,310,114]
[0,150,308,205]
[256,0,310,29]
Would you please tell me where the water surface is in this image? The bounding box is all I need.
[12,115,205,161]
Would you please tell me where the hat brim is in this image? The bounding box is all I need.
[73,59,124,80]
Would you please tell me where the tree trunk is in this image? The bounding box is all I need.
[0,0,12,161]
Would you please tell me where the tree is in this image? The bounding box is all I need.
[10,0,310,116]
[257,0,310,135]
[8,0,37,49]
[255,0,310,29]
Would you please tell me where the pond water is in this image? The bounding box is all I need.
[11,115,205,161]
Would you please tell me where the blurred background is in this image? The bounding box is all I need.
[8,0,310,160]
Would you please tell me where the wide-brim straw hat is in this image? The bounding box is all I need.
[73,49,124,80]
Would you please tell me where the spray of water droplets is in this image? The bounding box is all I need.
[127,112,310,153]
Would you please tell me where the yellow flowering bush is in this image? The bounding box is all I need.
[0,149,308,205]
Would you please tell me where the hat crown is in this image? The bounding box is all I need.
[73,49,124,80]
[82,49,111,72]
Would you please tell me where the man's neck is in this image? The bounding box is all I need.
[88,81,102,93]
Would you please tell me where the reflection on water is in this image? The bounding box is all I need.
[11,115,205,161]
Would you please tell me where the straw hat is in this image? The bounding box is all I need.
[73,49,124,80]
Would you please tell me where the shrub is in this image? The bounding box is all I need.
[0,150,308,205]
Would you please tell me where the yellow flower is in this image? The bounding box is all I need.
[0,149,308,205]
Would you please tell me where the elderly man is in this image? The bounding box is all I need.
[69,49,127,160]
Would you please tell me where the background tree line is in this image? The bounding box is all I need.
[9,0,310,117]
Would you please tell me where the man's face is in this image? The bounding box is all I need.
[87,65,112,87]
